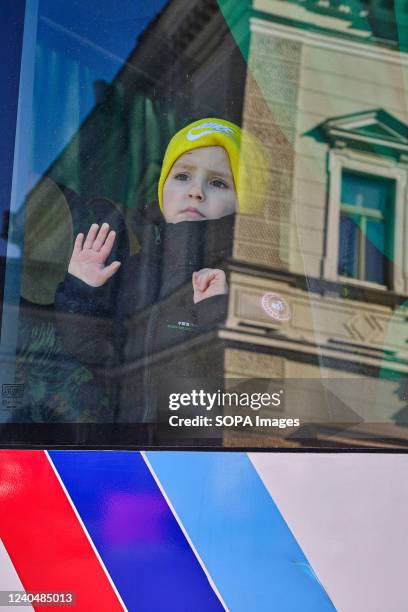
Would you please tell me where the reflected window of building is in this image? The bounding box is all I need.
[322,110,408,293]
[338,171,394,285]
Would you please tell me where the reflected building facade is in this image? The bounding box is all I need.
[226,0,408,446]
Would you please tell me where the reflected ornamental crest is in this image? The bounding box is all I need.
[261,293,291,322]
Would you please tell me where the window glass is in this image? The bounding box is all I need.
[3,0,408,450]
[341,171,390,212]
[338,214,360,279]
[339,170,393,285]
[365,219,387,284]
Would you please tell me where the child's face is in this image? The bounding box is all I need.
[162,146,237,223]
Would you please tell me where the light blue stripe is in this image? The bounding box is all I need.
[146,452,335,612]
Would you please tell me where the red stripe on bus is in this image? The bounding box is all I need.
[0,451,123,611]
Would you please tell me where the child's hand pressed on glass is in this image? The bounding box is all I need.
[68,223,121,287]
[69,223,228,301]
[192,268,228,304]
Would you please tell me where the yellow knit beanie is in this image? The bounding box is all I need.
[158,118,269,215]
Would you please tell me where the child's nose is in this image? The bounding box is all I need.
[188,180,205,201]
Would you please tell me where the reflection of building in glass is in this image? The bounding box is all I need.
[226,0,408,446]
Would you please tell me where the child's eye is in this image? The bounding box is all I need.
[211,179,228,189]
[174,173,190,181]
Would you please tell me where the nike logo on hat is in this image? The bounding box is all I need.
[187,121,237,141]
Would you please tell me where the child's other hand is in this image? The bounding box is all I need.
[192,268,228,304]
[68,223,121,287]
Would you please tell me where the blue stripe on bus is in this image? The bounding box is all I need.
[146,451,335,612]
[49,451,223,612]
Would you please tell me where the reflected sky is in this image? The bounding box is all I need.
[34,0,169,173]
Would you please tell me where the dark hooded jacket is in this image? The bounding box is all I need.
[54,206,234,424]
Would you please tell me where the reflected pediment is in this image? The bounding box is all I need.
[320,109,408,156]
